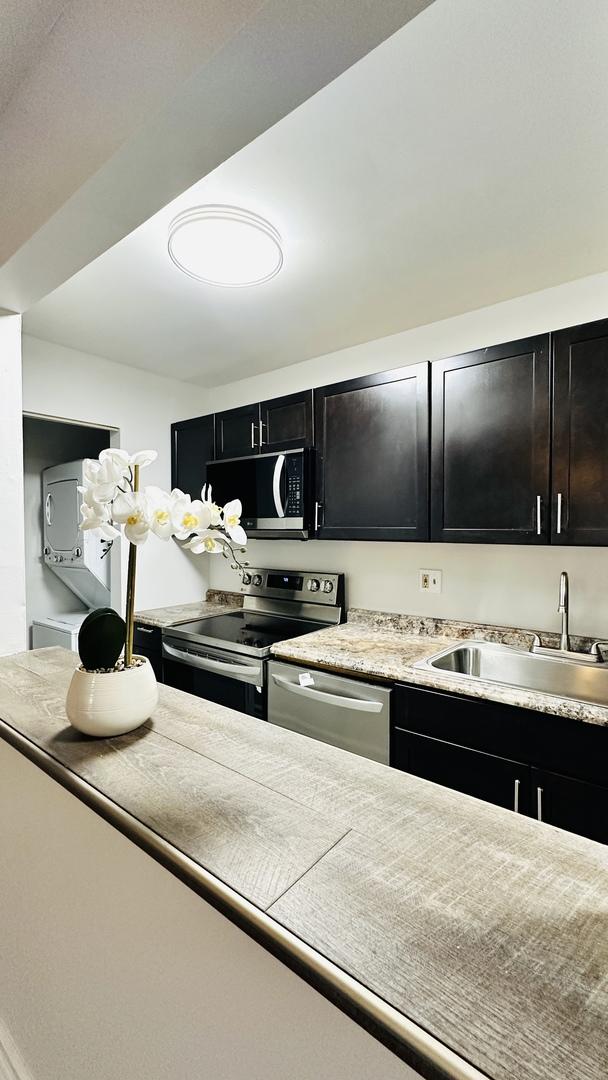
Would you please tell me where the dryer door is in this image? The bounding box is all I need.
[45,478,80,552]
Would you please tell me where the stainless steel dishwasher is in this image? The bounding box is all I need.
[267,660,391,763]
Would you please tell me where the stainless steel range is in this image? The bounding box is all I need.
[162,568,344,719]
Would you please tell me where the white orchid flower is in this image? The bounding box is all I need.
[171,490,212,539]
[201,484,223,527]
[79,501,120,540]
[112,490,151,545]
[222,499,247,546]
[185,530,225,555]
[145,486,175,541]
[82,453,127,504]
[79,490,120,540]
[100,448,158,471]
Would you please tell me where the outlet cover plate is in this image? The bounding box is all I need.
[419,569,442,593]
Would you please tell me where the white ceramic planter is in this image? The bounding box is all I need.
[65,656,159,737]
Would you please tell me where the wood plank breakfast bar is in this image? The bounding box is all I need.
[0,647,606,1080]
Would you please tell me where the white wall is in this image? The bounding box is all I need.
[0,315,26,655]
[207,271,608,638]
[0,740,418,1080]
[22,335,212,612]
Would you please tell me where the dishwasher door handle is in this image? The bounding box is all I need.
[163,643,261,683]
[271,673,384,713]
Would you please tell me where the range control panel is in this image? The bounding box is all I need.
[240,568,344,606]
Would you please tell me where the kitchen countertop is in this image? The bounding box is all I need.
[135,590,243,628]
[271,611,608,727]
[0,647,607,1080]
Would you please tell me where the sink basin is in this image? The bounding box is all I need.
[415,640,608,708]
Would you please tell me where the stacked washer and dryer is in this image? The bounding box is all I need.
[31,460,114,651]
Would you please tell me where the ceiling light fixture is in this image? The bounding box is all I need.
[167,205,283,288]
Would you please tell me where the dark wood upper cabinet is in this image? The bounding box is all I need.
[552,319,608,545]
[171,414,215,499]
[314,364,429,541]
[259,390,313,453]
[431,335,551,543]
[215,402,260,459]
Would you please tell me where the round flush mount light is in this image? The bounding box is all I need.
[167,204,283,287]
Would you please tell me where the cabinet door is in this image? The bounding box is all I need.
[171,415,215,499]
[392,727,530,814]
[260,390,313,452]
[215,403,260,459]
[431,335,550,543]
[133,624,163,681]
[531,768,608,845]
[552,319,608,544]
[314,364,429,540]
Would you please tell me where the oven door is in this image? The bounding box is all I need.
[206,449,312,538]
[162,638,266,720]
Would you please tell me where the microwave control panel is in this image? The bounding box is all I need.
[285,454,304,515]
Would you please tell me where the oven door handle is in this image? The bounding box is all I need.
[270,673,384,713]
[272,454,286,518]
[162,643,261,684]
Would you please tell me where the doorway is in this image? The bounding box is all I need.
[22,413,120,649]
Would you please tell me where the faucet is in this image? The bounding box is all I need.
[558,571,570,652]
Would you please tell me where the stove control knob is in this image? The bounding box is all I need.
[74,547,82,558]
[321,579,334,594]
[252,574,263,586]
[307,578,320,592]
[44,546,50,556]
[242,572,252,585]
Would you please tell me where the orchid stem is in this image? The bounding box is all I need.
[124,464,139,667]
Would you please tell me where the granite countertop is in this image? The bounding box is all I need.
[0,647,607,1080]
[271,610,608,728]
[135,589,243,628]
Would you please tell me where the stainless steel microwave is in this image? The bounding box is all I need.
[206,448,314,539]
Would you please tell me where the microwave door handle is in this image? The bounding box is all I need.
[272,454,286,518]
[271,673,384,713]
[162,643,260,684]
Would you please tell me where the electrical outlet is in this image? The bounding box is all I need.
[419,569,442,593]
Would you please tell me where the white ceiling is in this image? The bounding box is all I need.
[2,0,426,312]
[24,0,608,387]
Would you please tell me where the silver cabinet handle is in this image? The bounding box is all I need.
[250,421,257,449]
[314,501,322,531]
[272,454,286,518]
[163,643,260,683]
[135,625,155,634]
[537,786,543,821]
[271,673,383,713]
[513,778,520,813]
[536,495,542,536]
[556,492,563,535]
[259,419,265,447]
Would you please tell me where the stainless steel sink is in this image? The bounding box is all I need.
[415,640,608,708]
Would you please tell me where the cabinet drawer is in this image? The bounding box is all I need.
[392,728,530,814]
[395,683,528,762]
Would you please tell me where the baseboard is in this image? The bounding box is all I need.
[0,1019,33,1080]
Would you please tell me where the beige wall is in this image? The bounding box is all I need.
[207,271,608,638]
[0,315,26,655]
[0,740,419,1080]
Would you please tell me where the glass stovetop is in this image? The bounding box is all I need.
[171,611,325,655]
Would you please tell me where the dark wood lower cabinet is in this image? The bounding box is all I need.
[393,684,608,844]
[391,727,530,814]
[133,624,163,681]
[531,768,608,846]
